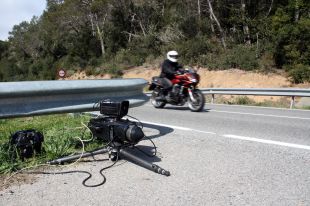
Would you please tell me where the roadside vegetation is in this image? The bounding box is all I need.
[0,114,102,174]
[0,0,309,83]
[302,106,310,110]
[204,95,309,109]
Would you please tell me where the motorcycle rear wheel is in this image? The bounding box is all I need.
[151,90,166,108]
[188,89,205,112]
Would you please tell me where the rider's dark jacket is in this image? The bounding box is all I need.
[159,59,183,80]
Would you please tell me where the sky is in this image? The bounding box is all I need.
[0,0,46,41]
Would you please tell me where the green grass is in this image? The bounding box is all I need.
[0,114,103,174]
[300,106,310,110]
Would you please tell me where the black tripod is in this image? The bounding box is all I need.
[48,101,170,177]
[48,144,170,176]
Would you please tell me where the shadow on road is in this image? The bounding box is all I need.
[123,145,162,163]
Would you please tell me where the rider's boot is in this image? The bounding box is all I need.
[155,89,171,101]
[155,89,167,101]
[165,91,173,102]
[155,94,166,101]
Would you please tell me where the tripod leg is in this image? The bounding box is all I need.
[48,148,109,165]
[119,148,170,176]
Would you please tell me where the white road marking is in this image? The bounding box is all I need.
[223,134,310,151]
[142,120,310,151]
[142,121,216,135]
[210,109,310,120]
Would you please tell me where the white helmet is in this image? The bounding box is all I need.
[167,50,179,62]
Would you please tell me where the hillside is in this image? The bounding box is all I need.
[123,68,292,88]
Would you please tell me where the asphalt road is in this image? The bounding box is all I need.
[1,103,310,206]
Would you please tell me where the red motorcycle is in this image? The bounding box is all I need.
[149,69,205,112]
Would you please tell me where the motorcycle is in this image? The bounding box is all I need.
[149,68,205,112]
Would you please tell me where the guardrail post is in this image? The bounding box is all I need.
[290,96,295,109]
[211,94,215,104]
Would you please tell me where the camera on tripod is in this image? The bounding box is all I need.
[88,100,145,146]
[99,100,129,119]
[49,99,170,176]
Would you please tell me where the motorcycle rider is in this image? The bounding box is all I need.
[157,50,184,100]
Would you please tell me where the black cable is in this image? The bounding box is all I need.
[28,170,104,187]
[134,136,157,158]
[83,152,119,187]
[126,115,143,129]
[22,153,119,188]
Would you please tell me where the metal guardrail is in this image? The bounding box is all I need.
[0,79,149,119]
[200,88,310,109]
[1,79,308,119]
[145,87,310,109]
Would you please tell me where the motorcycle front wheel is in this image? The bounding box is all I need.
[151,89,166,108]
[188,89,205,112]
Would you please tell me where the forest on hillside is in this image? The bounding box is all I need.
[0,0,309,83]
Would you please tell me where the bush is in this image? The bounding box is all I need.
[56,55,87,69]
[198,52,230,69]
[192,38,228,69]
[143,54,162,67]
[272,12,310,68]
[85,67,95,76]
[195,44,259,70]
[225,45,259,70]
[66,69,75,77]
[103,63,123,78]
[287,64,310,83]
[233,96,255,105]
[174,35,210,65]
[123,34,161,66]
[114,49,144,67]
[258,51,276,73]
[88,57,100,67]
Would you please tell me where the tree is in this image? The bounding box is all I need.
[81,0,113,56]
[0,40,9,59]
[206,0,226,49]
[0,0,309,82]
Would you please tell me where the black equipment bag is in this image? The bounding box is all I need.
[10,129,44,161]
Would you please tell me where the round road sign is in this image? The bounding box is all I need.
[58,69,66,78]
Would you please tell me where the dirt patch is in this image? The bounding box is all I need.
[197,69,291,88]
[63,71,111,80]
[0,174,37,192]
[123,67,160,82]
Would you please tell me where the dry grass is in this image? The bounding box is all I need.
[64,70,111,80]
